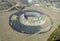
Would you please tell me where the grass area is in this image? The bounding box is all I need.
[47,25,60,41]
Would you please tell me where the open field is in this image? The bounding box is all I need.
[48,25,60,41]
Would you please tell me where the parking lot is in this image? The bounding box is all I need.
[0,5,60,41]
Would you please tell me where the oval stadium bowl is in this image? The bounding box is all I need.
[9,10,53,34]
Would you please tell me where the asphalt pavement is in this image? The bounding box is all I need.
[0,5,60,41]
